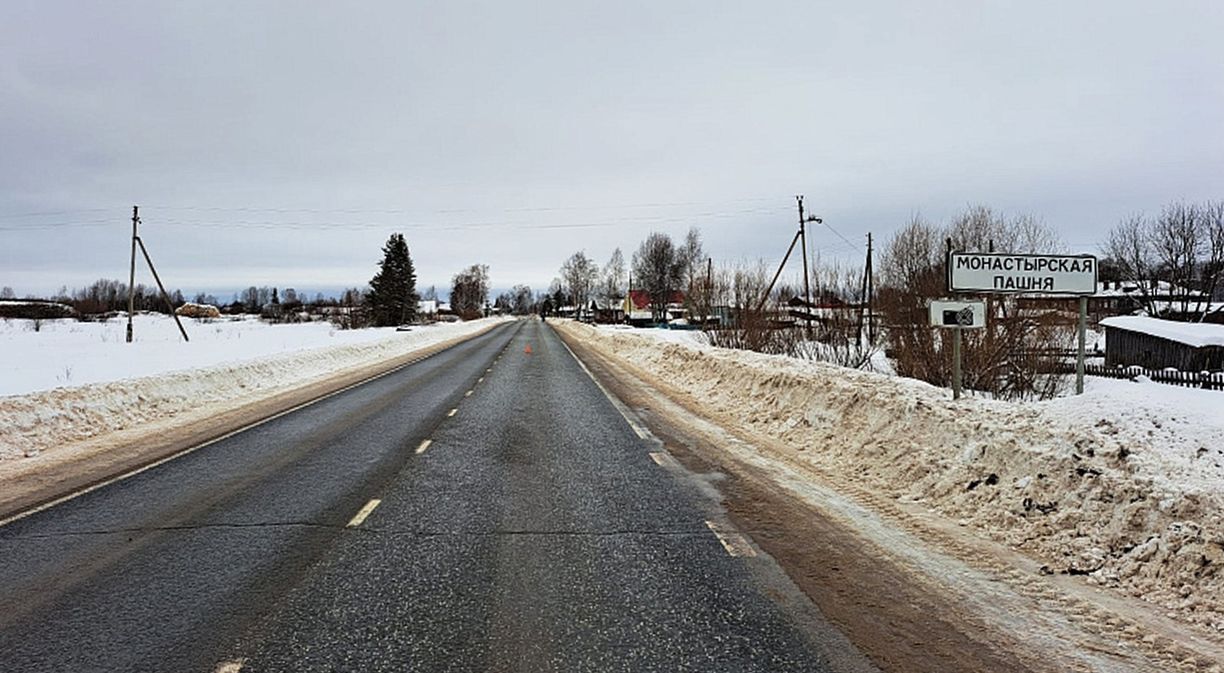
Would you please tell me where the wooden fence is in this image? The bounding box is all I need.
[1049,362,1224,391]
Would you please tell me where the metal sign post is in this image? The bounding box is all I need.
[930,300,985,400]
[952,327,963,400]
[1077,296,1087,394]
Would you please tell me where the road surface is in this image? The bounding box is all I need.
[0,319,875,672]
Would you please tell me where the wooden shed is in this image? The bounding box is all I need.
[1100,316,1224,372]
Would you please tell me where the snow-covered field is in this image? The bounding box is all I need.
[0,315,403,397]
[0,315,507,460]
[567,321,1224,632]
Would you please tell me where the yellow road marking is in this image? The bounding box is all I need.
[447,408,458,417]
[465,390,473,397]
[346,499,382,528]
[477,376,484,383]
[416,439,432,454]
[214,660,245,673]
[705,520,758,557]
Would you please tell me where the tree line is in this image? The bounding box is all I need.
[549,227,705,322]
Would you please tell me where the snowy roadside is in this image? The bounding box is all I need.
[559,321,1224,633]
[0,314,411,397]
[0,317,509,461]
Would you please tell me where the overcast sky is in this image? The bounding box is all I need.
[3,1,1223,298]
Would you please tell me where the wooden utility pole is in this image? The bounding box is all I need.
[126,205,189,343]
[797,196,812,333]
[866,232,874,343]
[858,232,875,344]
[705,256,713,330]
[757,197,823,320]
[126,206,138,343]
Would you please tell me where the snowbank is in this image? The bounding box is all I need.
[0,317,507,460]
[560,321,1224,632]
[0,314,410,397]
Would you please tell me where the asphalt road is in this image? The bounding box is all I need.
[0,318,875,672]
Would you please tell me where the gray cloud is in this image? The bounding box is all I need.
[3,1,1223,295]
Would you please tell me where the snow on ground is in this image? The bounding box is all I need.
[0,315,403,396]
[566,321,1224,632]
[0,315,507,460]
[1041,377,1224,494]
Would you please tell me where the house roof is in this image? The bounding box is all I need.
[625,289,685,310]
[1095,280,1207,298]
[1100,316,1224,348]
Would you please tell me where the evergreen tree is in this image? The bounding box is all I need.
[368,233,419,326]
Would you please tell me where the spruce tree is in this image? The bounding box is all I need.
[368,233,419,327]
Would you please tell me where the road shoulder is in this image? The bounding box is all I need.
[557,323,1224,673]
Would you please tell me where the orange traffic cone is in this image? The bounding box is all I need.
[524,344,533,355]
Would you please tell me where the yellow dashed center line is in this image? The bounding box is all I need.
[213,660,246,673]
[465,390,473,397]
[346,499,382,528]
[447,408,458,417]
[416,439,432,454]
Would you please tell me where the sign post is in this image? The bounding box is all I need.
[929,300,985,400]
[1077,296,1087,394]
[947,252,1097,396]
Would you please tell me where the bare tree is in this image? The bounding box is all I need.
[679,227,708,323]
[1203,201,1224,313]
[450,264,490,319]
[1150,201,1202,316]
[560,251,599,320]
[600,248,626,305]
[632,232,684,322]
[879,206,1068,400]
[1103,201,1224,320]
[510,285,534,315]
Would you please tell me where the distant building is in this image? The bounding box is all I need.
[623,289,685,326]
[588,298,624,324]
[1100,316,1224,371]
[1017,280,1218,324]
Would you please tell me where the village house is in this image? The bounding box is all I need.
[622,289,685,326]
[1100,316,1224,371]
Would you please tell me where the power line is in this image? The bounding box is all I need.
[0,219,116,231]
[142,196,780,216]
[0,208,114,220]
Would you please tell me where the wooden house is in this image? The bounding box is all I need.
[1100,316,1224,371]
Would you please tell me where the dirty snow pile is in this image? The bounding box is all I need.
[0,316,506,460]
[563,321,1224,632]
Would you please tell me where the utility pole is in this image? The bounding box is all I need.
[866,232,874,343]
[858,232,875,344]
[797,196,813,334]
[126,205,190,343]
[757,197,823,321]
[705,256,713,330]
[126,206,138,343]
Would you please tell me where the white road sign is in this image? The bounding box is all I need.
[947,252,1097,294]
[929,300,986,329]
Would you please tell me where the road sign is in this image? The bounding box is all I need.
[947,252,1097,294]
[929,300,986,329]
